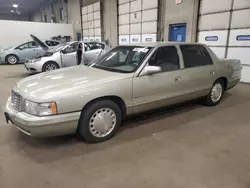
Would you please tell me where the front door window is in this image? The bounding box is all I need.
[147,46,180,73]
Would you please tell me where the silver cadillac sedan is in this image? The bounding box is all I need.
[4,42,241,143]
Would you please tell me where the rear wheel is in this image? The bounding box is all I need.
[204,79,224,106]
[78,100,122,143]
[6,54,19,65]
[42,62,59,72]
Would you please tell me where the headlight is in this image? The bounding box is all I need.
[39,103,57,116]
[24,100,57,116]
[32,58,41,63]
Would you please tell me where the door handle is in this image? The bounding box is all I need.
[174,77,181,82]
[210,71,215,75]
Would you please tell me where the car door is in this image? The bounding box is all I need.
[133,46,185,114]
[16,42,38,61]
[83,43,103,64]
[28,41,42,57]
[61,42,79,67]
[178,44,217,98]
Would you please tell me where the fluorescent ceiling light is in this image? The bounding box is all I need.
[13,4,18,8]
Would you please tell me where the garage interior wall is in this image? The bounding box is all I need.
[81,0,117,47]
[163,0,199,42]
[198,0,250,83]
[81,1,102,42]
[0,20,74,49]
[68,0,81,39]
[102,0,118,48]
[0,13,31,21]
[118,0,158,44]
[31,0,81,40]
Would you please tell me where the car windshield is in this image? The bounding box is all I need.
[88,46,152,73]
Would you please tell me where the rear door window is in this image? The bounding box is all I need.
[29,41,38,48]
[180,45,213,68]
[87,42,105,50]
[64,42,79,53]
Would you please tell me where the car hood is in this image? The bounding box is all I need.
[30,34,49,51]
[0,47,15,54]
[14,66,131,101]
[1,46,14,52]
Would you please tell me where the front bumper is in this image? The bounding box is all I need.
[4,98,80,137]
[24,61,43,73]
[0,55,5,64]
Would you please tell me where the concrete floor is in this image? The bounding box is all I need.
[0,65,250,188]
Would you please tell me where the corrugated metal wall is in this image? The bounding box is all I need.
[118,0,158,44]
[81,1,102,42]
[198,0,250,83]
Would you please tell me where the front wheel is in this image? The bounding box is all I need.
[6,54,19,65]
[42,62,59,72]
[204,80,224,106]
[78,100,122,143]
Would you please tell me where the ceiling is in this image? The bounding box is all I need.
[0,0,50,15]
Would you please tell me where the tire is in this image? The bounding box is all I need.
[6,54,19,65]
[204,79,224,106]
[42,62,59,72]
[78,100,122,143]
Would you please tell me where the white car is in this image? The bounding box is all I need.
[25,35,110,73]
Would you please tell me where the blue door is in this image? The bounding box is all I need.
[77,33,82,41]
[169,24,186,42]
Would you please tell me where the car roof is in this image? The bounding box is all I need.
[120,42,204,47]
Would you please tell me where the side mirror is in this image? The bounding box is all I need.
[60,49,65,54]
[140,65,162,76]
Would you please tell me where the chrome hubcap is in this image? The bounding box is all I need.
[45,64,57,71]
[211,83,223,103]
[89,108,116,138]
[8,56,17,64]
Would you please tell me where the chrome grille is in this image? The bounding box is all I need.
[11,91,22,111]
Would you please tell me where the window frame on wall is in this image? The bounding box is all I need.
[205,36,218,41]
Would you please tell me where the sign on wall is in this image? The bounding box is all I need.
[176,0,183,5]
[142,34,157,43]
[130,35,141,43]
[83,37,89,42]
[119,35,130,44]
